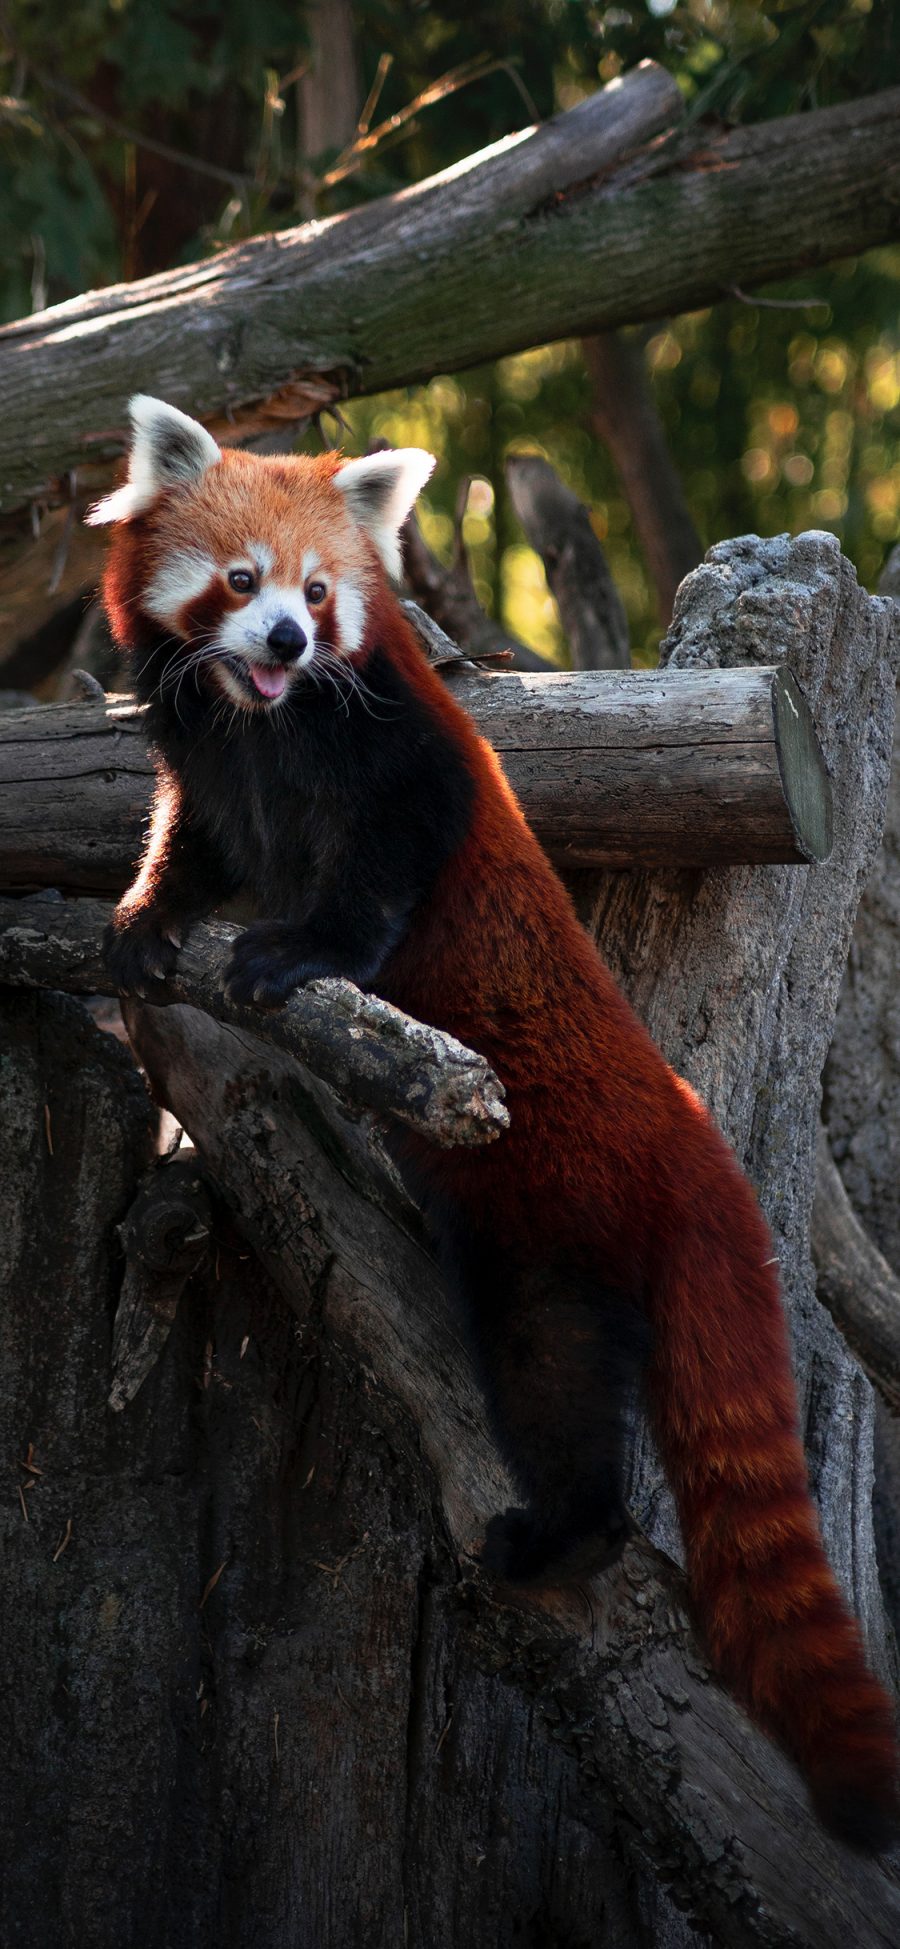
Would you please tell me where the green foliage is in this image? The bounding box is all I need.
[1,0,899,658]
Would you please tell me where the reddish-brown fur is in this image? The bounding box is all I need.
[362,590,899,1842]
[101,444,899,1843]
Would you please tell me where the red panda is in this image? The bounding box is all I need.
[90,394,899,1851]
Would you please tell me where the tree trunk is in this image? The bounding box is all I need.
[2,534,898,1946]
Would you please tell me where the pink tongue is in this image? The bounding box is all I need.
[249,663,288,700]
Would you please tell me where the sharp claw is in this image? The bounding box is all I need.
[163,926,182,949]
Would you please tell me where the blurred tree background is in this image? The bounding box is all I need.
[2,0,898,662]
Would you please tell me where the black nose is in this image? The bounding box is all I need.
[267,616,308,657]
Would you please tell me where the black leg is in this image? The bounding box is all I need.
[222,890,410,1008]
[433,1219,648,1584]
[479,1281,647,1582]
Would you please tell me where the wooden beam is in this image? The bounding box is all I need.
[0,662,832,891]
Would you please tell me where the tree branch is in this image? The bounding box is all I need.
[0,893,508,1149]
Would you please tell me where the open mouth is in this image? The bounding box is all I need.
[216,655,296,706]
[247,662,288,701]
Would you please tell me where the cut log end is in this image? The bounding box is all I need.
[774,667,834,865]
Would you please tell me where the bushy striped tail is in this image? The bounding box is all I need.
[650,1142,899,1851]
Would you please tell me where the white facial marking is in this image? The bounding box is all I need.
[144,550,218,625]
[335,579,366,654]
[302,548,322,580]
[247,541,274,576]
[218,583,317,663]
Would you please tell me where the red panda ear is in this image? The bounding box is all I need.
[333,449,436,580]
[86,395,221,526]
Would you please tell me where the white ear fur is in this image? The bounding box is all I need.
[86,394,221,526]
[333,448,436,580]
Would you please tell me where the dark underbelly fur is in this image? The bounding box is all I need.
[121,633,646,1582]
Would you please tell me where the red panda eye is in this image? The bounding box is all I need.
[228,569,255,595]
[306,580,327,605]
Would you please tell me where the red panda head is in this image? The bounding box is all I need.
[88,396,435,712]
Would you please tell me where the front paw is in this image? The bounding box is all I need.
[222,922,314,1009]
[104,915,180,995]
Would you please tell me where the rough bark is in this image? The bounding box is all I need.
[2,79,900,527]
[123,995,900,1949]
[0,894,508,1149]
[0,987,709,1949]
[812,1128,900,1414]
[505,453,631,669]
[819,546,900,1651]
[0,661,834,884]
[109,1149,213,1411]
[583,331,703,626]
[823,548,900,1270]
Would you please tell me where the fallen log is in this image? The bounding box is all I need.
[2,74,900,531]
[0,660,833,887]
[0,892,507,1150]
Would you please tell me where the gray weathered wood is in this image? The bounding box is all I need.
[109,1151,212,1411]
[813,1127,900,1414]
[2,79,900,526]
[0,662,834,884]
[824,546,900,1271]
[0,892,507,1150]
[0,987,713,1949]
[123,997,900,1949]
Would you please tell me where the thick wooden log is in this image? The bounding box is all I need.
[2,76,900,529]
[0,662,833,888]
[0,893,507,1150]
